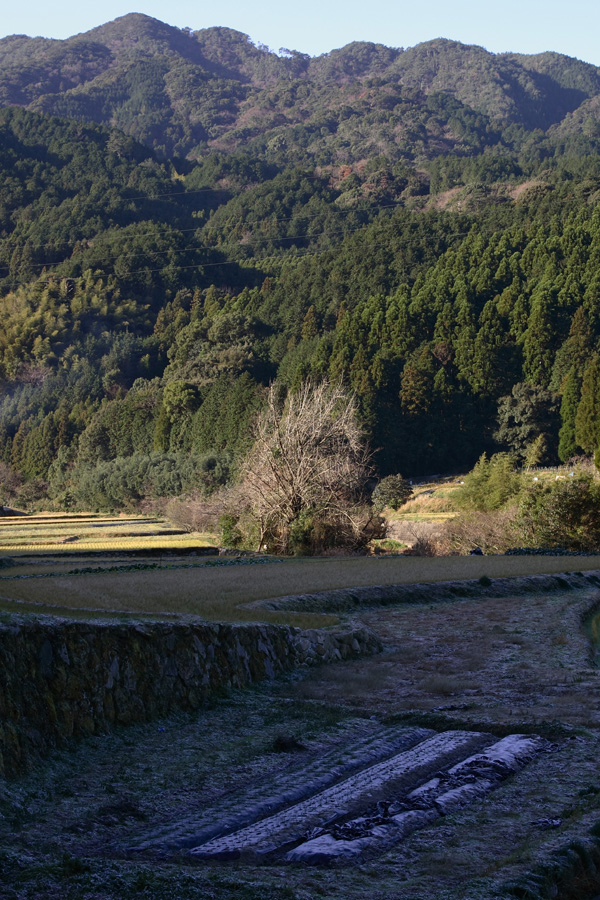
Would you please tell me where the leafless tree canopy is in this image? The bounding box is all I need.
[237,381,375,552]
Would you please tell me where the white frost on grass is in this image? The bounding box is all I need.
[447,734,541,776]
[286,833,368,862]
[191,731,482,858]
[283,734,543,864]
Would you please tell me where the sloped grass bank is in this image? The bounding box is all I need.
[255,569,600,613]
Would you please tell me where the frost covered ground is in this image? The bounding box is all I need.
[2,584,600,899]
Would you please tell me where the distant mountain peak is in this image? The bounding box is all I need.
[1,14,599,157]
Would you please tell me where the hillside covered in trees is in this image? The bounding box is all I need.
[2,14,600,511]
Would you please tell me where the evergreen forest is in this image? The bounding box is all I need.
[3,14,600,512]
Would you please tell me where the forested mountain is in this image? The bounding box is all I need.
[2,14,600,159]
[2,15,600,510]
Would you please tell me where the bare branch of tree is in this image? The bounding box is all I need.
[237,380,376,553]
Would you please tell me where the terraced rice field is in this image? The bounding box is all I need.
[0,512,217,554]
[3,549,600,623]
[3,508,600,897]
[2,581,600,900]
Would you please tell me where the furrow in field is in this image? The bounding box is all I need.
[127,725,434,855]
[190,730,493,860]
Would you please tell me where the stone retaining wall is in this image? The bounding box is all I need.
[0,618,381,777]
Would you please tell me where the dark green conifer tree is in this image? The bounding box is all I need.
[575,355,600,454]
[558,369,582,462]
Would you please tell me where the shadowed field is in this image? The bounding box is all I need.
[2,554,600,622]
[3,515,600,898]
[1,584,600,900]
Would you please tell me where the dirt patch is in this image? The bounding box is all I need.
[431,186,463,209]
[510,179,544,200]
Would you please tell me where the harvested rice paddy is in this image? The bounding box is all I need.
[3,511,600,628]
[0,512,217,554]
[3,511,600,899]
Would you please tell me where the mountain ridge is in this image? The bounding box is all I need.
[3,16,600,488]
[1,14,600,158]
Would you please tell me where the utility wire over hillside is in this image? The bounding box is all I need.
[0,200,409,264]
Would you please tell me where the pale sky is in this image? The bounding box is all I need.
[3,0,600,66]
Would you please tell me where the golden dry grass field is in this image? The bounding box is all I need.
[0,512,217,553]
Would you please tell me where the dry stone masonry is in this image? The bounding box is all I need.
[0,616,381,777]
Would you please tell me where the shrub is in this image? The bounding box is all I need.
[443,507,519,555]
[60,451,233,512]
[165,495,225,533]
[516,474,600,551]
[403,536,440,556]
[219,513,243,549]
[288,509,316,556]
[456,453,521,512]
[0,462,22,507]
[372,474,413,511]
[16,478,49,511]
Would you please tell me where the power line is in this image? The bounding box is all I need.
[0,166,406,211]
[0,179,296,250]
[0,197,406,256]
[0,214,468,291]
[1,245,331,290]
[0,202,405,279]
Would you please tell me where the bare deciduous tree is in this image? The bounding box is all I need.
[237,381,377,553]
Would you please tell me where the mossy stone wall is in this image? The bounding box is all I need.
[0,618,380,776]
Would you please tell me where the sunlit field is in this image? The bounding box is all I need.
[0,512,218,553]
[1,511,600,625]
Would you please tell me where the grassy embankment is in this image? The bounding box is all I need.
[384,466,587,548]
